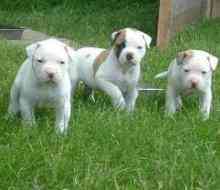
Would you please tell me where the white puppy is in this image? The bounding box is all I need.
[155,50,218,120]
[8,38,76,134]
[75,28,152,111]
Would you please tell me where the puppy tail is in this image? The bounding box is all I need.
[154,71,168,79]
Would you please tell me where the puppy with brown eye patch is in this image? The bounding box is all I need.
[74,28,152,111]
[155,50,219,120]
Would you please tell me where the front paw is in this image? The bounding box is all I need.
[165,109,176,118]
[201,112,209,121]
[55,123,68,135]
[126,103,135,112]
[113,97,126,110]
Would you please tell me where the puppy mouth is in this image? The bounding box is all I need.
[45,80,59,86]
[189,84,199,90]
[43,77,58,84]
[48,79,56,83]
[126,60,137,66]
[184,86,200,95]
[183,88,194,96]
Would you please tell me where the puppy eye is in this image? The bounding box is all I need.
[37,59,43,63]
[202,71,207,74]
[137,46,143,50]
[184,69,190,73]
[60,61,65,65]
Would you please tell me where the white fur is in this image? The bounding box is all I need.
[156,50,218,120]
[8,38,77,134]
[74,28,151,111]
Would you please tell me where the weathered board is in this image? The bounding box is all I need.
[212,0,220,17]
[157,0,218,48]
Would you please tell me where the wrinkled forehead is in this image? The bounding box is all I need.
[125,29,146,46]
[35,42,68,61]
[184,55,210,70]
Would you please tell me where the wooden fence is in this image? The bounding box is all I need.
[157,0,220,48]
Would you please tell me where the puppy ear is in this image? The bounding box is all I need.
[111,30,125,45]
[142,33,152,48]
[64,46,76,62]
[176,50,193,65]
[26,43,40,58]
[111,30,120,41]
[208,54,219,71]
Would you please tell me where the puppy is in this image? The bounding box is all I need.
[75,28,152,111]
[155,50,218,120]
[8,38,76,134]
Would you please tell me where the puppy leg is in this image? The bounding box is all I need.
[165,85,178,116]
[176,96,182,111]
[96,79,126,109]
[19,97,35,125]
[83,84,96,103]
[8,83,20,115]
[70,79,79,97]
[55,96,71,134]
[124,88,138,112]
[200,88,212,120]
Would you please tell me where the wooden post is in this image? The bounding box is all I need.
[212,0,220,17]
[157,0,212,49]
[156,0,173,49]
[205,0,213,17]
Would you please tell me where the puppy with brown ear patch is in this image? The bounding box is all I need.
[155,50,219,120]
[75,28,152,111]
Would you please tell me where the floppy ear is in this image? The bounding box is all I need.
[64,46,76,62]
[208,54,219,71]
[142,33,152,48]
[176,50,193,65]
[26,43,40,58]
[111,30,125,45]
[111,30,120,41]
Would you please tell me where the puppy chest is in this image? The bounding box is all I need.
[34,86,65,106]
[113,73,137,92]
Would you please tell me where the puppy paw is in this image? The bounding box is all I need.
[126,104,135,112]
[164,110,176,118]
[113,97,126,110]
[201,113,209,121]
[55,124,68,135]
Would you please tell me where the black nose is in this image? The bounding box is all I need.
[48,73,54,79]
[191,82,197,88]
[126,53,134,61]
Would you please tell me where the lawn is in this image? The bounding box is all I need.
[0,0,158,46]
[1,1,220,189]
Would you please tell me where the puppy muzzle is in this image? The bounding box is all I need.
[42,65,61,83]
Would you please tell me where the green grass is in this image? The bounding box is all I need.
[1,1,220,189]
[0,0,159,46]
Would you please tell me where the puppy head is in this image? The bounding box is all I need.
[111,28,152,67]
[26,38,75,84]
[177,50,218,91]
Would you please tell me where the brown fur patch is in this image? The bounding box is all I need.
[178,50,193,59]
[177,49,193,64]
[113,30,127,58]
[114,30,126,46]
[93,50,109,77]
